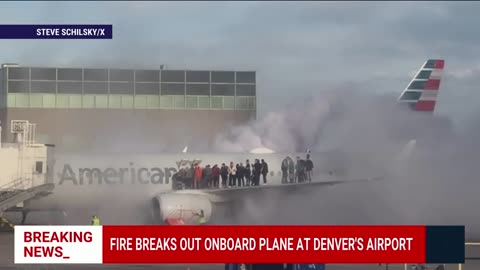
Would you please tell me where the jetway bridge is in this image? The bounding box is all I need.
[0,120,55,229]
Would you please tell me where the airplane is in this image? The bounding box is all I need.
[3,59,445,226]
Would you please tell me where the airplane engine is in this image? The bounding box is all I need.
[151,193,212,224]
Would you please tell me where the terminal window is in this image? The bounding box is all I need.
[186,71,210,83]
[7,67,29,80]
[235,72,256,83]
[31,68,56,80]
[110,69,134,82]
[8,80,29,93]
[211,71,234,83]
[186,84,210,95]
[58,68,82,81]
[161,83,185,95]
[136,70,159,82]
[161,70,185,83]
[57,82,82,94]
[135,83,159,95]
[84,69,108,81]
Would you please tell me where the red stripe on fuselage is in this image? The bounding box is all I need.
[415,100,436,111]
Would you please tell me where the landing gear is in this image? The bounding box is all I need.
[150,198,162,224]
[21,210,29,225]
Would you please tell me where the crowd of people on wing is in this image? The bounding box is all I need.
[281,154,315,184]
[171,154,315,190]
[172,159,269,190]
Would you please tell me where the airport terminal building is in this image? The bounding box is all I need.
[0,64,256,153]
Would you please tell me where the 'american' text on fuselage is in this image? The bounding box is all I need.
[58,163,177,185]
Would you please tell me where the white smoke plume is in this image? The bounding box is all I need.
[213,92,339,153]
[212,89,480,240]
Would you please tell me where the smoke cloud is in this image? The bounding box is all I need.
[8,86,480,241]
[213,93,336,153]
[213,89,480,240]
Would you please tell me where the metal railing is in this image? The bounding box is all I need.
[0,175,33,213]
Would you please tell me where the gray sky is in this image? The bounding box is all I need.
[1,1,479,128]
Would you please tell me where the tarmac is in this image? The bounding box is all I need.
[1,233,480,270]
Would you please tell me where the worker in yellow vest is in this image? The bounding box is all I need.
[91,215,101,226]
[195,210,206,225]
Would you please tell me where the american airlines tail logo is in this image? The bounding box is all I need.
[57,162,178,185]
[398,59,444,112]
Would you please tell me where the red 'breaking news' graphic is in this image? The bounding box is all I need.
[15,226,103,264]
[22,231,94,259]
[101,225,426,264]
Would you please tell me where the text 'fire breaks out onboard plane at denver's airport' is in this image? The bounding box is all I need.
[2,59,445,226]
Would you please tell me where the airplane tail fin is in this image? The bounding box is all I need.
[398,59,444,112]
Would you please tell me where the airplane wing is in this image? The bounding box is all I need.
[204,177,380,195]
[171,138,416,203]
[216,177,379,192]
[173,176,384,204]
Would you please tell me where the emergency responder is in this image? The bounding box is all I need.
[91,215,101,225]
[195,210,207,224]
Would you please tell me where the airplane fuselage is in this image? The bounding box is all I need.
[21,152,338,217]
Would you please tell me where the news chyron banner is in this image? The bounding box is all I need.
[14,225,465,264]
[0,25,112,39]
